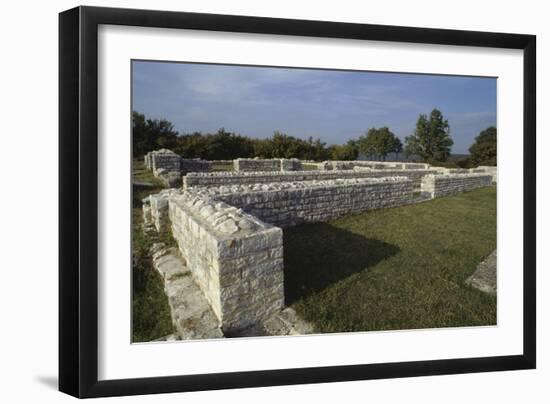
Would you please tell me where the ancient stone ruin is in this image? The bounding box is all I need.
[234,158,303,172]
[420,173,493,199]
[144,149,211,187]
[141,149,497,339]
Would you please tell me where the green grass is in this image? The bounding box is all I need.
[302,163,319,171]
[132,160,174,342]
[283,186,497,333]
[211,163,234,172]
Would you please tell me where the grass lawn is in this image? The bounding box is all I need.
[211,163,234,172]
[132,160,174,342]
[283,186,497,333]
[302,163,319,171]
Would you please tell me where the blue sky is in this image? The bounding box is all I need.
[132,61,497,154]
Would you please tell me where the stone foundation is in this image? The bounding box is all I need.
[184,169,436,189]
[142,189,182,232]
[180,158,212,174]
[142,156,495,335]
[234,158,281,172]
[352,167,437,188]
[477,166,497,183]
[234,158,302,172]
[168,192,284,333]
[319,161,431,170]
[194,177,414,227]
[280,158,303,171]
[421,174,493,199]
[145,149,182,173]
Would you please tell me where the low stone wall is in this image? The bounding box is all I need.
[421,174,493,198]
[142,189,181,232]
[319,161,431,171]
[210,159,233,165]
[352,167,437,188]
[234,158,281,172]
[184,169,436,189]
[477,166,497,183]
[168,192,284,333]
[433,166,497,183]
[180,159,212,174]
[233,158,302,172]
[192,177,413,227]
[147,149,182,173]
[144,150,211,178]
[280,158,303,171]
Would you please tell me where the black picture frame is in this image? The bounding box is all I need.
[59,5,536,398]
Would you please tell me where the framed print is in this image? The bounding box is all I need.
[59,6,536,398]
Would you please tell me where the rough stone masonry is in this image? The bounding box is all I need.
[141,151,497,336]
[146,177,412,333]
[192,177,413,227]
[420,173,493,199]
[184,168,436,189]
[234,158,303,172]
[168,191,284,333]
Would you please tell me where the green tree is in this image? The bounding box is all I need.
[392,136,403,160]
[469,126,497,166]
[328,139,359,160]
[404,109,453,162]
[132,111,179,157]
[358,127,396,161]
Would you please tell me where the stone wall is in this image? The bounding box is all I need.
[433,166,497,183]
[477,166,497,183]
[144,150,211,180]
[234,158,281,172]
[280,158,303,171]
[351,167,437,188]
[142,189,182,232]
[180,159,212,174]
[145,170,494,335]
[233,158,302,172]
[421,174,493,199]
[147,149,182,173]
[168,192,284,333]
[319,161,431,170]
[192,177,413,227]
[184,169,436,189]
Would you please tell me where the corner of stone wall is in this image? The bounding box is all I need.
[168,192,285,333]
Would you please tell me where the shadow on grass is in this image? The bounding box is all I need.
[283,222,400,305]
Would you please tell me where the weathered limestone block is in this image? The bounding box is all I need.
[168,192,285,333]
[151,245,224,340]
[149,149,182,173]
[142,199,152,225]
[420,173,493,199]
[154,169,183,188]
[143,189,182,232]
[192,177,414,227]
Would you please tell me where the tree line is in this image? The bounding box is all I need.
[133,109,496,166]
